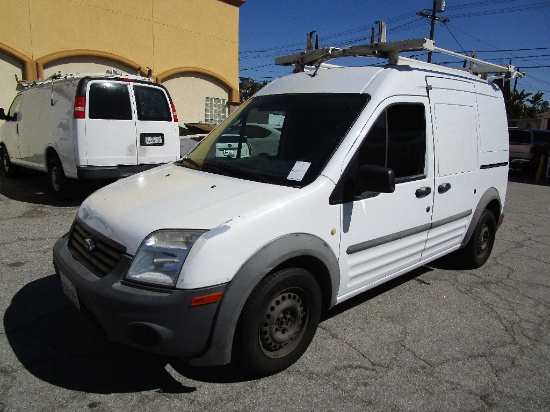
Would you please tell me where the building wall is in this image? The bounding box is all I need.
[0,0,243,125]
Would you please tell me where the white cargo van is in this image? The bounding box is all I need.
[52,39,520,376]
[0,72,180,197]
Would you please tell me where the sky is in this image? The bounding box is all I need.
[239,0,550,97]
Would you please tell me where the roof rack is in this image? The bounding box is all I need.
[275,37,525,80]
[16,69,154,88]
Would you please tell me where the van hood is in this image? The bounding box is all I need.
[77,163,296,254]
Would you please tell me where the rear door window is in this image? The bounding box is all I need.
[88,82,132,120]
[133,85,172,121]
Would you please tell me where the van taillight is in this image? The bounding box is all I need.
[74,96,85,119]
[171,103,179,122]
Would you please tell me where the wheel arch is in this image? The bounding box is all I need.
[460,187,502,249]
[45,146,61,168]
[190,233,340,367]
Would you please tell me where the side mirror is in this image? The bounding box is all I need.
[0,108,6,120]
[356,164,395,195]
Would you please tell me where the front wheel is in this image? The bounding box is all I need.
[234,268,322,376]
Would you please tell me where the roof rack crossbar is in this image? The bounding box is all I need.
[275,37,524,79]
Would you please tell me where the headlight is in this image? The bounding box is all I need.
[126,230,205,287]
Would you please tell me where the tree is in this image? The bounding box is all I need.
[239,77,268,102]
[527,91,550,117]
[508,89,549,119]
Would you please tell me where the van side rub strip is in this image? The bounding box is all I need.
[347,210,472,255]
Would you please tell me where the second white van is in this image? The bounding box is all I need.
[0,73,180,197]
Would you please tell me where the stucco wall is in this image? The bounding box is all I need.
[0,0,242,122]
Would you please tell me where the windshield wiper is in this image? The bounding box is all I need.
[178,157,202,170]
[203,162,273,184]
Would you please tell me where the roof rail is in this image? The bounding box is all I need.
[17,70,154,88]
[275,37,525,80]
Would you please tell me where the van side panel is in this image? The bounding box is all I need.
[9,81,77,176]
[476,89,510,205]
[17,87,47,168]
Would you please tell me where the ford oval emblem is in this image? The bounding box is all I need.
[84,238,96,252]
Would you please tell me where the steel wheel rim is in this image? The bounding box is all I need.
[476,223,490,257]
[259,288,309,358]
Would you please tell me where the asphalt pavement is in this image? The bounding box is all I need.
[1,169,549,411]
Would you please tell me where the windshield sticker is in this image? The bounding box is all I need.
[287,161,311,181]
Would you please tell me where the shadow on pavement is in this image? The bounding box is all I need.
[0,172,110,206]
[508,168,550,186]
[4,269,442,387]
[322,266,434,321]
[3,275,204,393]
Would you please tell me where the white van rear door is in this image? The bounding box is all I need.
[84,81,137,166]
[132,84,179,165]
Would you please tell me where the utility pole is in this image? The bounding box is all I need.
[417,0,450,63]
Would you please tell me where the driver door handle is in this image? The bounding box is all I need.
[415,186,432,198]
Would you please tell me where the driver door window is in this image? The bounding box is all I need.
[358,103,426,181]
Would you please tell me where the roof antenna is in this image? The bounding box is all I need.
[307,31,316,51]
[376,21,387,43]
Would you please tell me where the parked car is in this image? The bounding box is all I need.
[508,127,550,171]
[53,40,510,377]
[0,72,180,198]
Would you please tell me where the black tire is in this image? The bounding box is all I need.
[460,209,497,268]
[48,156,68,199]
[234,268,322,376]
[0,145,18,178]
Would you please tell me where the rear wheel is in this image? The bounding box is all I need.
[234,268,322,376]
[460,209,497,268]
[48,156,69,199]
[0,146,17,178]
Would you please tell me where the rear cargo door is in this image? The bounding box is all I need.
[84,80,137,166]
[132,84,180,165]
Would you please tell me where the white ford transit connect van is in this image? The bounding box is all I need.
[0,72,180,198]
[53,39,518,376]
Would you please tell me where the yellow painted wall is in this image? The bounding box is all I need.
[0,0,241,98]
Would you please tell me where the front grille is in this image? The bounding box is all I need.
[68,220,126,277]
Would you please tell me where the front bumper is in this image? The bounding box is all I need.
[52,234,227,358]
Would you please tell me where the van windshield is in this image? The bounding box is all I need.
[178,93,369,187]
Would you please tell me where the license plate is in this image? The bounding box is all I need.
[140,134,164,146]
[144,135,163,145]
[60,272,80,310]
[223,149,237,157]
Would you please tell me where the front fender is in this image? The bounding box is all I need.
[190,232,340,366]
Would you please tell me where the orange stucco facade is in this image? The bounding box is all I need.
[0,0,243,123]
